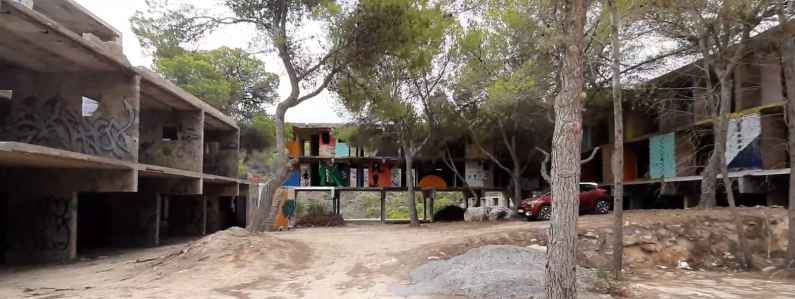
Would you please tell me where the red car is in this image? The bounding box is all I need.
[518,182,611,220]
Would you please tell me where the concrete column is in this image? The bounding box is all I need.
[201,196,207,235]
[153,193,161,246]
[67,192,77,261]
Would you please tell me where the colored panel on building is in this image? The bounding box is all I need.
[318,163,346,187]
[362,168,369,187]
[287,141,301,158]
[624,149,638,181]
[649,133,676,179]
[284,170,301,187]
[299,163,311,186]
[335,142,350,157]
[465,160,492,188]
[318,130,336,157]
[350,167,359,187]
[726,113,762,170]
[369,161,393,187]
[303,140,312,157]
[391,168,402,187]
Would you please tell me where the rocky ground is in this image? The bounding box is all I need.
[0,208,792,298]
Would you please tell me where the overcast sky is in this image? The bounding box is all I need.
[75,0,347,124]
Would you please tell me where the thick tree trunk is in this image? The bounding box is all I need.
[720,163,753,269]
[248,103,295,232]
[607,0,624,280]
[713,73,752,269]
[699,139,720,208]
[405,151,420,227]
[512,173,522,210]
[545,0,586,298]
[780,37,795,265]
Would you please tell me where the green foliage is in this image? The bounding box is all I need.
[155,47,279,120]
[333,0,457,153]
[131,3,279,121]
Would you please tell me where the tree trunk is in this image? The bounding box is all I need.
[405,150,420,227]
[512,172,522,210]
[607,0,624,280]
[248,102,296,232]
[720,163,753,269]
[545,0,586,298]
[712,71,753,269]
[699,139,720,208]
[780,37,795,265]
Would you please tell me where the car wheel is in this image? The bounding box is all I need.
[538,205,552,221]
[595,199,610,214]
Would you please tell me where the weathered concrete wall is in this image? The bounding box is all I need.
[760,113,788,170]
[107,193,160,247]
[139,109,203,171]
[203,129,239,177]
[2,189,77,265]
[734,62,762,111]
[759,54,785,105]
[0,68,140,162]
[675,131,699,177]
[165,195,205,237]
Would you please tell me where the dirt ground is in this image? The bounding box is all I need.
[0,209,793,298]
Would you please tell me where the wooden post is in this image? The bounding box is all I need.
[429,189,436,222]
[380,189,386,224]
[423,196,427,221]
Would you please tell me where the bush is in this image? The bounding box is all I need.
[296,202,345,227]
[433,205,465,222]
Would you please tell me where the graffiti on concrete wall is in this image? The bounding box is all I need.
[43,196,73,251]
[12,96,136,160]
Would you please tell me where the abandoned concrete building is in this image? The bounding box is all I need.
[282,21,795,219]
[0,0,249,265]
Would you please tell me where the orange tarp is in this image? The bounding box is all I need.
[418,175,447,190]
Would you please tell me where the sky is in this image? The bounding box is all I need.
[74,0,347,124]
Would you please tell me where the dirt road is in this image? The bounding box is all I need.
[0,209,793,298]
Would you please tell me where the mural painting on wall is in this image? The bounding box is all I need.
[12,96,136,160]
[319,130,335,157]
[350,167,359,187]
[318,162,346,187]
[300,163,311,186]
[725,113,762,170]
[465,160,491,188]
[391,168,402,188]
[10,196,75,254]
[649,133,676,179]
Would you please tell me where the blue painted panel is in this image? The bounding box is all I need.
[284,170,301,186]
[336,142,350,157]
[649,133,676,179]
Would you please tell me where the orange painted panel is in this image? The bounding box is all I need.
[369,162,393,187]
[624,149,638,181]
[287,141,301,158]
[418,175,447,190]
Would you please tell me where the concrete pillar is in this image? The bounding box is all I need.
[201,196,207,235]
[67,192,77,261]
[153,193,161,246]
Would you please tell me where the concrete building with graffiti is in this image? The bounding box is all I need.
[0,0,249,265]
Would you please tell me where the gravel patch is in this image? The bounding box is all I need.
[394,245,598,298]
